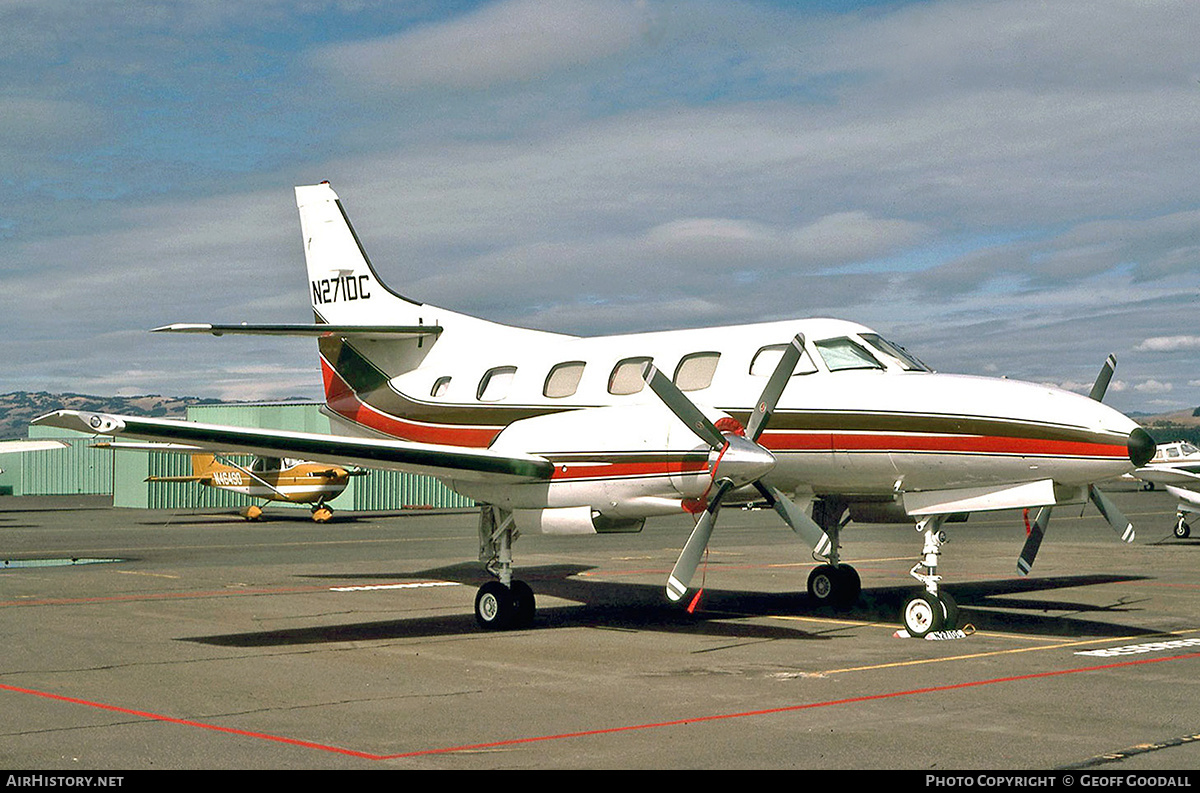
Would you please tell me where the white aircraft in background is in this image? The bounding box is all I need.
[34,182,1155,636]
[1131,441,1200,538]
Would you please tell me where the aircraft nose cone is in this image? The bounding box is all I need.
[1128,426,1155,468]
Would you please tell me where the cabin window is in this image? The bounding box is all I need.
[608,357,652,395]
[544,361,586,398]
[674,352,720,392]
[814,337,884,372]
[750,344,817,377]
[858,333,930,372]
[431,376,451,397]
[477,366,517,401]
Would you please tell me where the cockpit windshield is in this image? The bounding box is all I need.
[858,333,931,372]
[814,337,885,372]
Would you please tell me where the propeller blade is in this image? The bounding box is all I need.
[746,334,805,442]
[1017,506,1052,575]
[1089,485,1135,543]
[642,362,727,451]
[666,479,734,601]
[1089,354,1117,402]
[755,482,832,557]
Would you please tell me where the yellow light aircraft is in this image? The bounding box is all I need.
[34,182,1154,635]
[146,452,363,522]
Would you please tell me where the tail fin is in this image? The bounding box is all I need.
[296,182,424,326]
[191,453,219,476]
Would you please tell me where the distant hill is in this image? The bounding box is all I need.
[0,392,229,440]
[1130,407,1200,446]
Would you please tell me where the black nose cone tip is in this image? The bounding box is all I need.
[1128,427,1155,468]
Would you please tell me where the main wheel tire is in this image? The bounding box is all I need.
[837,565,861,608]
[311,506,333,523]
[938,591,959,631]
[807,564,839,604]
[902,592,944,638]
[1175,519,1191,539]
[510,580,536,629]
[474,581,513,630]
[808,564,861,609]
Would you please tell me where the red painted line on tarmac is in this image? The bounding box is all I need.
[380,652,1200,759]
[4,652,1197,761]
[0,682,380,760]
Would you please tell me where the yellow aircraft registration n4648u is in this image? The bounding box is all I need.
[34,182,1155,635]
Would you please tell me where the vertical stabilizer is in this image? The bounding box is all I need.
[190,453,218,477]
[296,182,423,326]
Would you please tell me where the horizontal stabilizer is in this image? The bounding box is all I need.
[152,323,442,340]
[33,410,552,484]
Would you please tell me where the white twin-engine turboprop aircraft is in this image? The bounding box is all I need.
[34,182,1155,636]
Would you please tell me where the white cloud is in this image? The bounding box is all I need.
[1134,380,1174,394]
[1137,336,1200,352]
[314,0,649,91]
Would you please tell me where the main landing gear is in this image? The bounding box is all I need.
[1176,513,1192,539]
[902,516,959,637]
[474,506,536,630]
[805,499,860,609]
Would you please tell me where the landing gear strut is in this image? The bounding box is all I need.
[902,516,958,637]
[806,499,860,609]
[475,506,536,630]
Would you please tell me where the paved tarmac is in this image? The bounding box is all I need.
[1,485,1198,770]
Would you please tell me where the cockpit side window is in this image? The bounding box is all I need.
[858,333,931,372]
[750,344,818,377]
[814,337,885,372]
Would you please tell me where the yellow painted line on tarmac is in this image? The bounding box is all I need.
[707,604,1200,676]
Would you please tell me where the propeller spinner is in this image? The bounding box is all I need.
[643,334,831,602]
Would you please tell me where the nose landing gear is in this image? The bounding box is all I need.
[902,516,959,638]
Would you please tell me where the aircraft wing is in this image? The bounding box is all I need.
[0,440,68,453]
[1134,464,1200,489]
[32,410,552,484]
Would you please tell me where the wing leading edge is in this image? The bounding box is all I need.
[32,410,552,484]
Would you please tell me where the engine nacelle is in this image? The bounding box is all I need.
[514,506,645,535]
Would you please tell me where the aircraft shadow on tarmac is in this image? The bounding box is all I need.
[182,562,1157,648]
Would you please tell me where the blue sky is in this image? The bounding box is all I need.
[2,0,1198,414]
